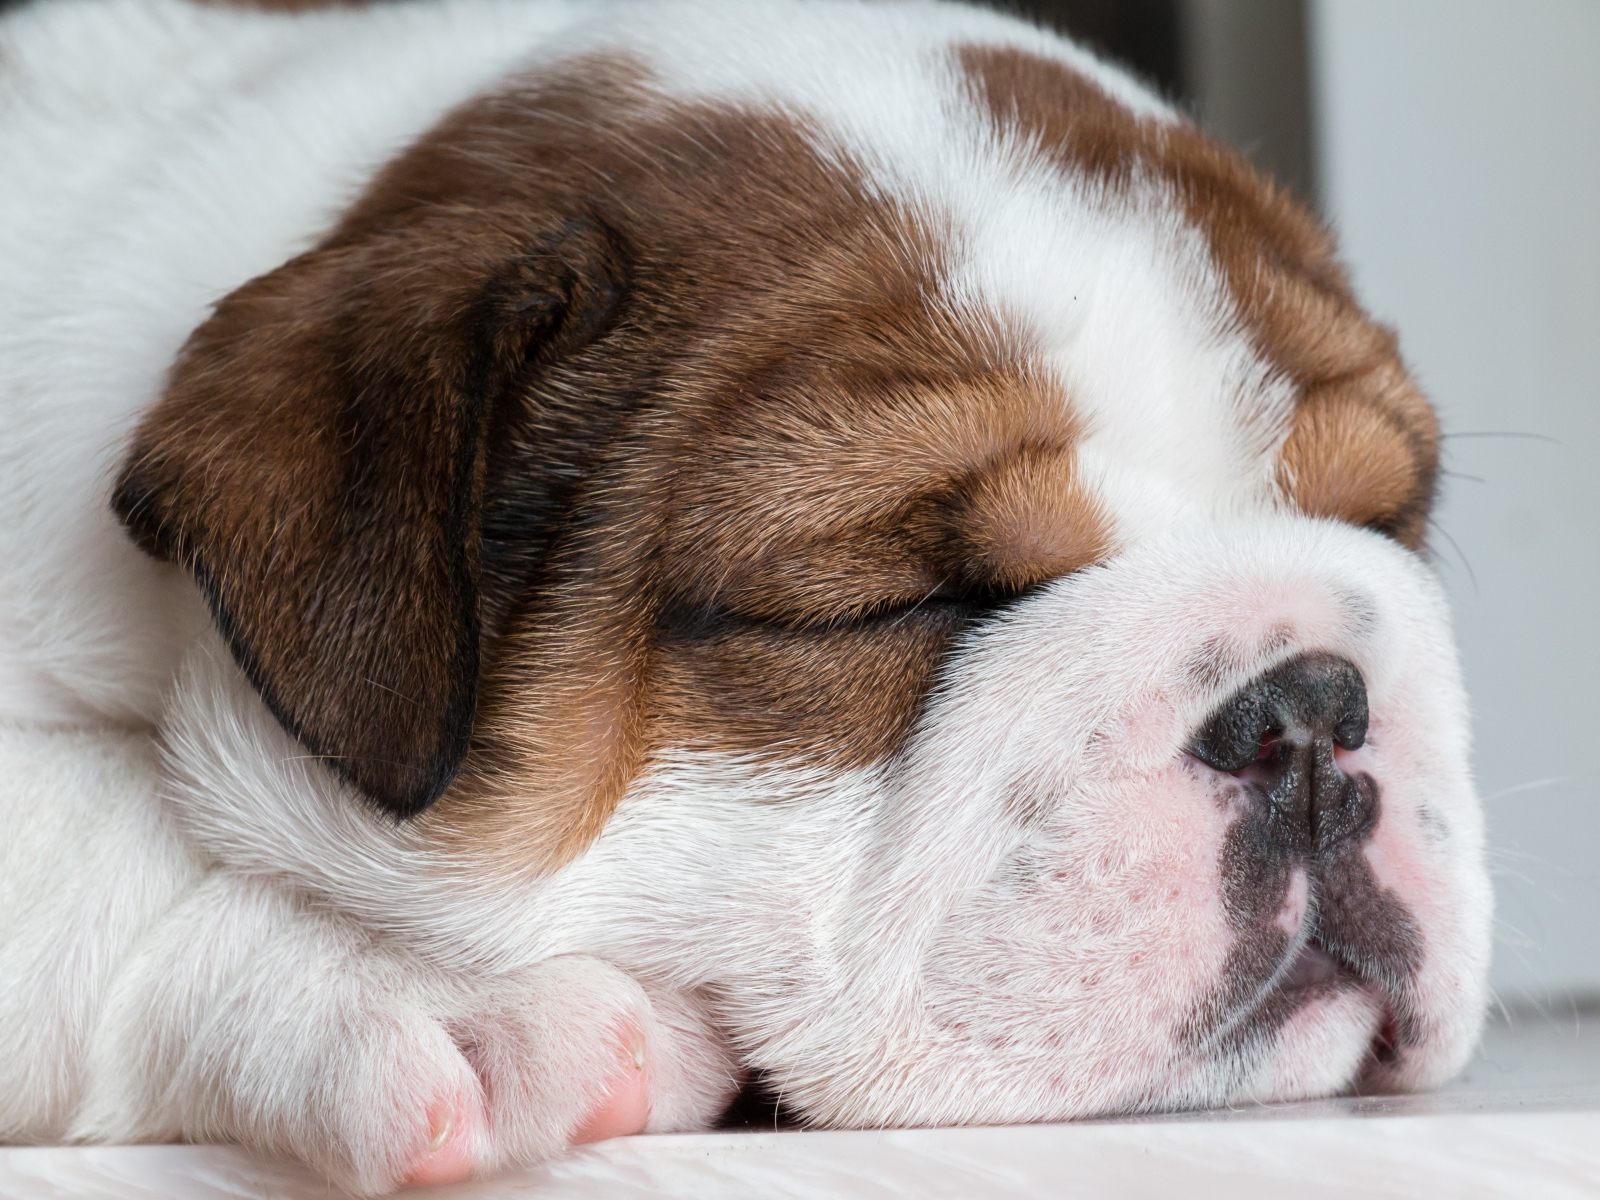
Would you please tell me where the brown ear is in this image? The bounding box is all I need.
[114,210,626,817]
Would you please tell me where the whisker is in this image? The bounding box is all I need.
[889,578,952,628]
[363,677,423,708]
[1482,777,1566,803]
[1427,518,1478,595]
[1440,430,1560,444]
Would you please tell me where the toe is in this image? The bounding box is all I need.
[401,1092,477,1188]
[571,1023,651,1145]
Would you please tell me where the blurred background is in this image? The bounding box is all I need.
[1000,0,1600,1009]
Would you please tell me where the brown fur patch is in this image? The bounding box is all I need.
[957,45,1439,548]
[418,71,1113,870]
[1280,360,1439,544]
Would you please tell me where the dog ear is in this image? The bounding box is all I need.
[114,210,627,818]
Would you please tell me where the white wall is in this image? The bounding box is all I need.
[1312,0,1600,1001]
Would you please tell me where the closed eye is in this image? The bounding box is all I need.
[862,577,1034,627]
[657,576,1033,640]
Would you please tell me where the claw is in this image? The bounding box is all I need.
[401,1094,475,1189]
[571,1023,652,1145]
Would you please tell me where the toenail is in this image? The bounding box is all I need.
[424,1111,453,1154]
[402,1096,476,1189]
[570,1025,652,1145]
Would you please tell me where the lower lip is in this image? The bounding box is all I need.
[1282,942,1340,991]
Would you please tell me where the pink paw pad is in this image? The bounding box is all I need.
[401,1092,478,1188]
[571,1022,651,1145]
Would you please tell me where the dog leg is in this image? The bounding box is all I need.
[0,723,202,1142]
[71,872,737,1194]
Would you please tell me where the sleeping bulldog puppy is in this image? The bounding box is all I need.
[0,0,1490,1191]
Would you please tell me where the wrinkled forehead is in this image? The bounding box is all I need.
[585,6,1432,554]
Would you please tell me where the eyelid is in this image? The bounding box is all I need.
[658,571,1050,640]
[856,577,1039,626]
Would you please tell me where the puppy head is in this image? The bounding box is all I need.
[117,6,1487,1125]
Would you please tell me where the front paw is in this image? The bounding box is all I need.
[419,955,738,1188]
[75,888,738,1196]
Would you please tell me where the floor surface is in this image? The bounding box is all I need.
[5,1003,1599,1198]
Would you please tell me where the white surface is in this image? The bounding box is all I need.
[3,1116,1598,1200]
[1312,0,1600,999]
[5,1010,1600,1198]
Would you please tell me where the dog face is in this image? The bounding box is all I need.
[116,3,1490,1129]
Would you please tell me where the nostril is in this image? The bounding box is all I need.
[1333,709,1367,752]
[1188,696,1277,774]
[1193,730,1281,777]
[1188,722,1270,774]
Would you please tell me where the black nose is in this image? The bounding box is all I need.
[1189,654,1375,855]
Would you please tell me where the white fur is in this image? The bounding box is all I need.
[0,0,1492,1192]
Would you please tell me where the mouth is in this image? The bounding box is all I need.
[1275,935,1406,1077]
[1279,938,1342,992]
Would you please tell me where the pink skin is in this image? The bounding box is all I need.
[401,1090,481,1189]
[400,1022,651,1189]
[571,1021,652,1145]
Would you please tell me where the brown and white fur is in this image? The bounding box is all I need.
[0,0,1491,1192]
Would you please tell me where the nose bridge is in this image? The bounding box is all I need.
[1189,653,1377,857]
